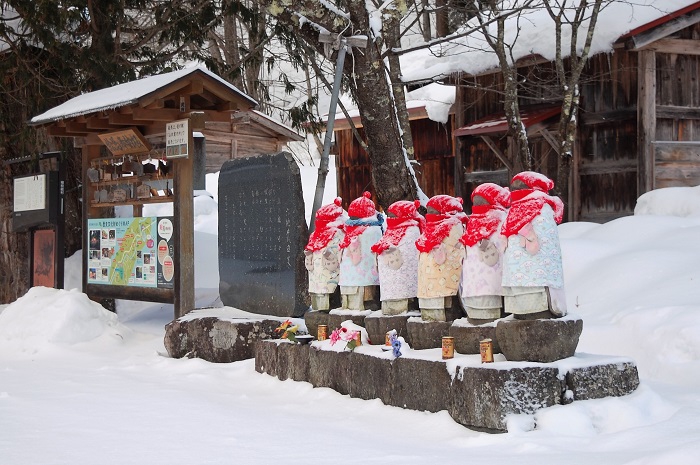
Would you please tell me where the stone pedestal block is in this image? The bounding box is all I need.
[406,319,452,349]
[349,352,393,404]
[277,343,311,382]
[165,317,280,363]
[364,312,416,346]
[308,347,352,395]
[495,317,583,362]
[566,360,639,400]
[327,312,368,332]
[450,366,564,431]
[449,322,500,355]
[304,310,329,340]
[254,340,278,376]
[390,357,452,413]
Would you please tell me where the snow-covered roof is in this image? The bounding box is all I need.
[30,65,258,125]
[401,0,700,82]
[325,82,456,127]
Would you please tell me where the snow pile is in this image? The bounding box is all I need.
[0,287,125,355]
[560,187,700,385]
[634,185,700,217]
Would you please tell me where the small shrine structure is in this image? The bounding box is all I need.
[30,66,259,318]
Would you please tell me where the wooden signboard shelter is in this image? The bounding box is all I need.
[30,66,257,318]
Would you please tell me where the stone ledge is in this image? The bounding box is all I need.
[165,316,282,363]
[254,340,639,432]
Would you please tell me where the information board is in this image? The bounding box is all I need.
[87,216,174,288]
[14,174,46,212]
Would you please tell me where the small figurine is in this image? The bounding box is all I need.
[305,197,347,311]
[338,192,384,310]
[371,200,424,315]
[501,171,567,319]
[459,183,511,324]
[415,195,467,321]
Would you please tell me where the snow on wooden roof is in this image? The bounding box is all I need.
[401,0,700,83]
[454,105,561,137]
[30,66,257,125]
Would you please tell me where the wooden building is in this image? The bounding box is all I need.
[331,86,455,208]
[452,2,700,222]
[202,109,303,173]
[28,66,295,317]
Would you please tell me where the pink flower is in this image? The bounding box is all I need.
[330,328,341,345]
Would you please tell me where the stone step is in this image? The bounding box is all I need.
[254,340,640,432]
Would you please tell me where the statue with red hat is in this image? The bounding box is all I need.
[415,195,467,321]
[371,200,425,315]
[501,171,567,318]
[459,183,511,323]
[305,197,347,311]
[338,192,385,310]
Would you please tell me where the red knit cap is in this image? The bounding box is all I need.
[348,191,377,218]
[511,171,554,193]
[315,197,344,221]
[472,183,511,208]
[387,199,420,219]
[426,195,463,214]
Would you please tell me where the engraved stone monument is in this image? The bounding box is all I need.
[218,152,309,317]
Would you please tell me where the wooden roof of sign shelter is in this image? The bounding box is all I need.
[30,66,258,142]
[30,66,261,319]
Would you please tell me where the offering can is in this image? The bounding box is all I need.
[354,331,362,347]
[317,325,328,341]
[480,338,494,363]
[442,336,454,359]
[385,332,392,346]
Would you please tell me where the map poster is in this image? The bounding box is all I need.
[86,216,175,289]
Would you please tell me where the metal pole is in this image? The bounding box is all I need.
[309,41,347,233]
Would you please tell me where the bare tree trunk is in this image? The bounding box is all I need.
[345,1,418,208]
[421,0,432,41]
[473,0,532,173]
[546,0,604,207]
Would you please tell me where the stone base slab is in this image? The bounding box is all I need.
[406,319,452,349]
[496,317,583,363]
[364,311,418,346]
[304,310,330,340]
[165,316,282,363]
[449,321,500,354]
[255,340,640,432]
[326,309,370,333]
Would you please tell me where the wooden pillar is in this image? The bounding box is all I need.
[637,49,656,196]
[453,113,463,198]
[81,144,101,296]
[571,126,582,222]
[173,122,195,319]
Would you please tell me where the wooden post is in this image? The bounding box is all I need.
[82,144,101,296]
[453,89,464,199]
[173,120,195,318]
[637,49,656,196]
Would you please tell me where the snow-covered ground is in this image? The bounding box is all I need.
[2,178,700,464]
